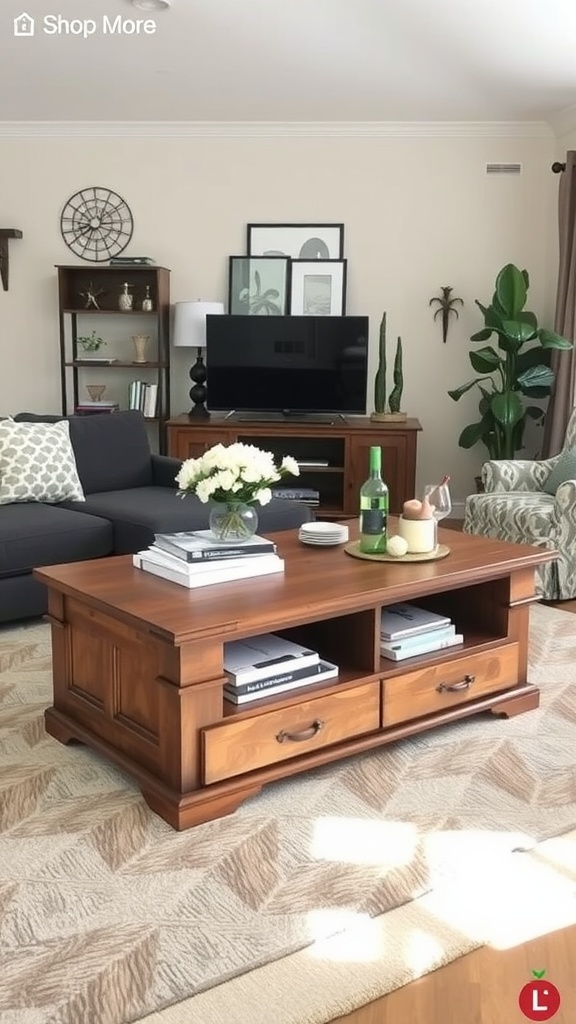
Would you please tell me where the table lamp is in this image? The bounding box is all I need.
[172,300,224,419]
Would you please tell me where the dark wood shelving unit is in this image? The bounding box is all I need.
[56,265,171,453]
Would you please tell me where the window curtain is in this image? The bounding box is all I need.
[542,151,576,457]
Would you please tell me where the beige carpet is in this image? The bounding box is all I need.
[1,603,576,1024]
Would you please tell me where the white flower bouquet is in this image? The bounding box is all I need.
[175,442,300,541]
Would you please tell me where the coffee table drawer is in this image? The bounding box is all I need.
[203,682,380,784]
[383,643,519,726]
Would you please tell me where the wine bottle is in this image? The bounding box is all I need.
[359,446,389,553]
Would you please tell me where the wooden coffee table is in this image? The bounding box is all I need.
[35,522,555,830]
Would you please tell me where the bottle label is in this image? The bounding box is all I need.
[361,508,386,535]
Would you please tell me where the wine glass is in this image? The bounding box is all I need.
[422,480,452,548]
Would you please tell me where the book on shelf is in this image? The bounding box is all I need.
[74,404,120,415]
[153,530,276,563]
[380,623,457,655]
[223,632,319,684]
[142,383,158,418]
[380,602,452,641]
[77,357,118,364]
[297,460,329,468]
[133,551,284,588]
[109,256,155,265]
[224,660,339,704]
[380,631,464,662]
[271,487,320,501]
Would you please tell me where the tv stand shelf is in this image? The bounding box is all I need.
[167,415,422,517]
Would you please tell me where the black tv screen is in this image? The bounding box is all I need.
[205,315,369,415]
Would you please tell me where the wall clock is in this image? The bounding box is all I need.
[60,187,134,262]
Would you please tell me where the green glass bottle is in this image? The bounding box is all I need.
[359,446,389,553]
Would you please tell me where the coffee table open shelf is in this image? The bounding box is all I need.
[36,521,555,830]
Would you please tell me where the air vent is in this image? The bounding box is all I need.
[486,163,522,175]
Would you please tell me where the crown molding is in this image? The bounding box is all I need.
[547,104,576,138]
[0,120,554,139]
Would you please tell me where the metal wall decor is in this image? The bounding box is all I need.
[60,187,134,262]
[429,286,463,343]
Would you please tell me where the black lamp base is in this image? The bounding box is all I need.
[188,348,210,420]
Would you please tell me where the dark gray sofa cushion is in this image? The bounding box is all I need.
[0,502,113,577]
[61,489,313,555]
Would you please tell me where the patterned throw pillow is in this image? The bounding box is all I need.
[542,447,576,495]
[0,419,85,505]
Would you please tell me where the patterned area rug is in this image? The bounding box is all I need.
[1,602,576,1024]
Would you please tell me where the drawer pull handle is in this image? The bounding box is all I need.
[276,718,325,744]
[436,674,476,694]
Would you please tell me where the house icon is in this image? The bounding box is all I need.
[14,13,34,36]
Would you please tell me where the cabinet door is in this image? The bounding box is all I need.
[346,433,409,515]
[169,427,233,461]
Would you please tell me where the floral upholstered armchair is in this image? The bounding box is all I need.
[463,407,576,600]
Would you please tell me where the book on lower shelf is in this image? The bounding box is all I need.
[133,550,284,588]
[271,487,320,505]
[223,632,320,685]
[224,659,339,704]
[74,404,120,415]
[380,630,464,661]
[380,602,452,641]
[153,530,276,563]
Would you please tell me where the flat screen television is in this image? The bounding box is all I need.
[205,315,369,416]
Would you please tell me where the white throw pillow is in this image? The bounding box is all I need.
[0,419,85,505]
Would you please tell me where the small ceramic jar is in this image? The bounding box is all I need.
[397,516,436,553]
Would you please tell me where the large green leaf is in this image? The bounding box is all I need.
[501,319,537,344]
[448,378,487,401]
[496,264,527,317]
[469,347,501,373]
[470,328,493,343]
[538,328,574,350]
[490,390,524,427]
[517,365,555,390]
[459,419,492,448]
[515,345,551,374]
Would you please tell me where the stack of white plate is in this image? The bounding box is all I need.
[298,522,349,546]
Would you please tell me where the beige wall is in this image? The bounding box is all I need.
[0,131,558,510]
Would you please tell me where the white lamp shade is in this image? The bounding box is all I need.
[172,301,224,349]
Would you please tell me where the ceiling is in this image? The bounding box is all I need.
[1,0,576,127]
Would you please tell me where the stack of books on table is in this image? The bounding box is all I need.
[132,531,285,588]
[223,633,339,705]
[380,602,464,661]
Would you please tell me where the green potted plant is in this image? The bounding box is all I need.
[448,263,572,460]
[371,312,406,422]
[77,330,105,354]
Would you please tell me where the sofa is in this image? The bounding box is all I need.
[0,411,312,624]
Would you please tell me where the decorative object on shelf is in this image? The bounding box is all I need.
[172,299,224,419]
[370,313,407,422]
[228,256,289,315]
[289,259,347,316]
[448,263,573,459]
[86,384,107,402]
[77,330,105,354]
[118,282,134,311]
[132,334,150,363]
[429,286,463,343]
[78,282,105,310]
[142,285,154,312]
[0,228,23,291]
[175,442,300,543]
[397,494,437,553]
[60,187,134,262]
[247,223,345,259]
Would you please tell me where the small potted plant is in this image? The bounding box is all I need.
[370,312,406,421]
[77,330,106,355]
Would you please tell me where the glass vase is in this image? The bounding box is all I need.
[208,501,258,544]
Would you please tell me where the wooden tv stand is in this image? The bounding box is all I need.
[36,523,555,831]
[166,414,421,516]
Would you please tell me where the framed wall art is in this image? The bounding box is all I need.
[289,259,347,316]
[247,223,344,260]
[228,256,290,315]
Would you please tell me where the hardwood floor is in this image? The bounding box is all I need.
[334,530,576,1021]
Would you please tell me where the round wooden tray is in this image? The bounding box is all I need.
[344,541,451,563]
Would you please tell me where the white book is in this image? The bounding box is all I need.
[380,623,456,654]
[223,632,319,684]
[224,660,339,704]
[380,632,464,662]
[133,553,284,588]
[143,383,158,418]
[146,545,276,575]
[380,602,452,641]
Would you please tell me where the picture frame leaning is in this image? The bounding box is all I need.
[228,256,290,315]
[290,259,347,316]
[247,223,344,260]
